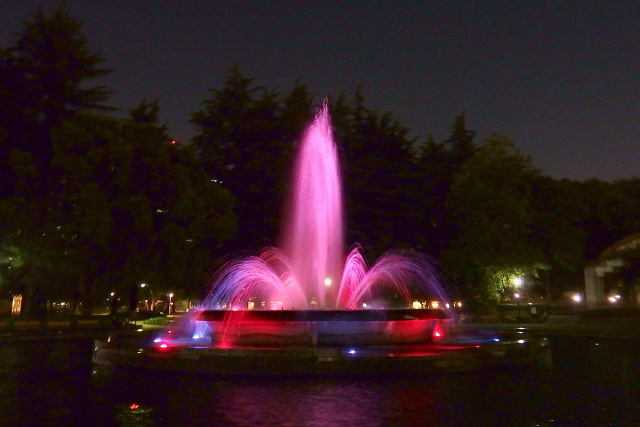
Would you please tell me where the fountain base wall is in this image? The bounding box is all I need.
[193,309,451,347]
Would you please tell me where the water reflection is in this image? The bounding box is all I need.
[1,337,640,426]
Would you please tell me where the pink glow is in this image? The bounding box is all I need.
[199,101,452,312]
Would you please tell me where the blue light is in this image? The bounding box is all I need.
[348,349,356,354]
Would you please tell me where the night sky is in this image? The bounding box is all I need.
[2,1,639,181]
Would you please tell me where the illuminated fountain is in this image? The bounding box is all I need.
[94,101,548,376]
[155,101,454,349]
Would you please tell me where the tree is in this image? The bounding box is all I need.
[0,2,113,196]
[414,114,479,257]
[334,87,421,255]
[527,176,588,299]
[441,133,543,310]
[192,66,315,251]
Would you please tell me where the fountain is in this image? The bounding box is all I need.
[93,101,548,376]
[153,101,454,349]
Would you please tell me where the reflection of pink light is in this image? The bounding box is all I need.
[159,343,168,349]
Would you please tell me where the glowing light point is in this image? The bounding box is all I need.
[432,322,444,340]
[324,278,332,287]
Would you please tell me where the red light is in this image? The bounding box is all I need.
[432,321,444,341]
[130,403,139,409]
[159,343,168,349]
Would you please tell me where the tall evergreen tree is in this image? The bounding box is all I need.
[414,114,478,257]
[0,2,113,196]
[191,66,315,251]
[335,88,420,255]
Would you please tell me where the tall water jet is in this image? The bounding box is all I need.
[284,100,344,308]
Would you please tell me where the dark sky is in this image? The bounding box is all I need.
[2,1,639,181]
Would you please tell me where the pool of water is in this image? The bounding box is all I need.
[1,336,639,426]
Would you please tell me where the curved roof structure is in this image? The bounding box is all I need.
[599,232,640,261]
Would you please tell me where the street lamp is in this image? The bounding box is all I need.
[140,283,153,311]
[109,292,117,315]
[168,293,174,315]
[514,292,521,322]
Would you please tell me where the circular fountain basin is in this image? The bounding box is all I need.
[192,308,450,347]
[92,326,549,376]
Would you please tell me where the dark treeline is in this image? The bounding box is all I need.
[1,5,639,316]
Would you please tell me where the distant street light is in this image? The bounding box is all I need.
[513,277,523,287]
[140,283,153,310]
[514,292,522,322]
[109,291,117,316]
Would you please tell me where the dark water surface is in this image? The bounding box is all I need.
[1,337,639,426]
